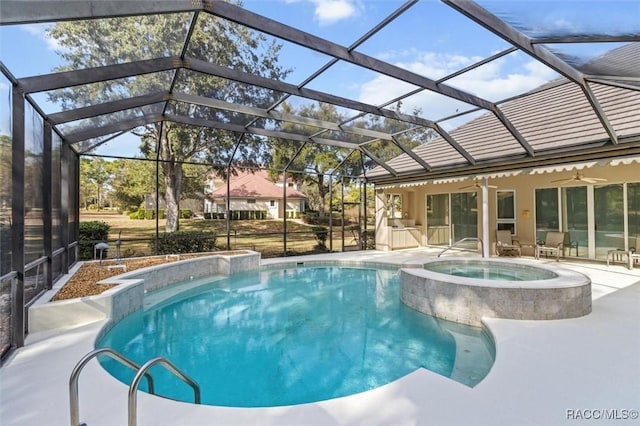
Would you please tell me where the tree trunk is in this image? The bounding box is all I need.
[317,173,326,217]
[156,126,185,233]
[163,161,183,232]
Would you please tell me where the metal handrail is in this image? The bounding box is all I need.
[128,357,201,426]
[0,271,17,283]
[24,255,48,273]
[69,348,155,426]
[437,237,484,257]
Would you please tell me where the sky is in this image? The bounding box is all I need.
[0,0,637,158]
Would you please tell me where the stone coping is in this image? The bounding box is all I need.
[28,251,261,334]
[401,257,591,326]
[31,254,405,336]
[411,257,588,289]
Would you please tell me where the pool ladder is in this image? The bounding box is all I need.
[70,348,201,426]
[437,237,484,257]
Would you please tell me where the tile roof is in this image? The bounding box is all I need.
[208,169,306,199]
[367,44,640,183]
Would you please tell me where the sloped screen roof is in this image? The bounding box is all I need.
[1,0,638,182]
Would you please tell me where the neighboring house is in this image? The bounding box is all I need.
[368,45,640,260]
[205,170,306,219]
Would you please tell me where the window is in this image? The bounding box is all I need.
[247,199,256,204]
[270,200,275,207]
[496,190,516,234]
[386,193,402,218]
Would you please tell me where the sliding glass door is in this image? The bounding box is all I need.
[426,192,477,246]
[426,194,449,245]
[452,192,478,243]
[628,183,640,249]
[535,182,637,260]
[594,184,624,260]
[561,186,588,258]
[535,188,558,243]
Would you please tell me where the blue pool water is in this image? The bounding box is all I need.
[98,266,494,407]
[424,260,557,281]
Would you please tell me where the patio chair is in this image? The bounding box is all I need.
[535,231,566,261]
[607,235,640,269]
[496,229,521,256]
[563,232,579,256]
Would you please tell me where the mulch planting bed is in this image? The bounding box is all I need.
[51,251,248,301]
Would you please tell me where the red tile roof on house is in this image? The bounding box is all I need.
[208,169,306,199]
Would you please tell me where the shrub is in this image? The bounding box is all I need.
[302,214,336,226]
[152,231,217,254]
[180,209,193,219]
[128,209,145,220]
[144,209,154,220]
[126,206,139,213]
[361,230,376,250]
[79,221,111,260]
[311,226,328,248]
[0,222,11,273]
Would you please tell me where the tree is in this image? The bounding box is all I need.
[47,3,289,231]
[361,101,435,167]
[0,135,10,275]
[80,157,110,210]
[0,135,11,213]
[267,102,359,217]
[108,158,156,211]
[267,102,431,216]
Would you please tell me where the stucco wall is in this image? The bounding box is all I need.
[375,161,640,255]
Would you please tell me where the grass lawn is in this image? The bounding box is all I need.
[80,211,364,258]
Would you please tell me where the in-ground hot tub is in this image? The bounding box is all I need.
[400,257,591,326]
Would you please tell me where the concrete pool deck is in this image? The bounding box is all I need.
[1,249,639,426]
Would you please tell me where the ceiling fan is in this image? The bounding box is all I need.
[551,172,608,185]
[459,178,497,190]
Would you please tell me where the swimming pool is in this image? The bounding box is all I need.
[98,265,494,407]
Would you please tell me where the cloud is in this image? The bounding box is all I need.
[310,0,361,25]
[357,51,558,129]
[21,23,65,51]
[528,17,580,38]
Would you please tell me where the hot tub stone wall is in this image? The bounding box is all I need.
[400,264,591,327]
